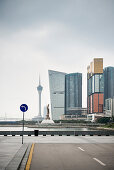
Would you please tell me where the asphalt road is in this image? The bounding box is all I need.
[1,135,114,144]
[30,143,114,170]
[0,136,114,169]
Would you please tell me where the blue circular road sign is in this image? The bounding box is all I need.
[20,104,28,112]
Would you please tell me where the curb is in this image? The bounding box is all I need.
[19,144,32,170]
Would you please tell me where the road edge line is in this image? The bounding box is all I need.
[25,143,34,170]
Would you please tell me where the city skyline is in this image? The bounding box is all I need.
[0,0,114,118]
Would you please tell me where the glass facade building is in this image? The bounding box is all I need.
[87,58,104,114]
[65,73,82,115]
[48,70,66,120]
[87,74,104,96]
[104,67,114,107]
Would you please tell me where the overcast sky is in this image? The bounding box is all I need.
[0,0,114,119]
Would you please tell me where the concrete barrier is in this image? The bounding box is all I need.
[0,130,114,136]
[38,130,114,136]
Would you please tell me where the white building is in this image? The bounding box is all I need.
[48,70,66,120]
[43,106,47,119]
[105,97,114,117]
[87,113,105,122]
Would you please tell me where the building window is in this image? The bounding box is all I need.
[92,75,94,93]
[99,74,104,92]
[95,75,99,92]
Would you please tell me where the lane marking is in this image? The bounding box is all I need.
[78,147,85,152]
[25,143,34,170]
[93,158,106,166]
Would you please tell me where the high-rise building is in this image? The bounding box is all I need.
[65,73,82,115]
[87,58,104,114]
[104,67,114,106]
[104,67,114,117]
[48,70,66,120]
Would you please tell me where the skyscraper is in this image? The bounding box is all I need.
[65,73,82,115]
[48,70,66,120]
[104,67,114,117]
[87,58,104,114]
[104,67,114,106]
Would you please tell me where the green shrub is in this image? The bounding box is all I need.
[96,117,111,124]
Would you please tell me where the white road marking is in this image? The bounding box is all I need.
[78,147,85,151]
[93,158,106,166]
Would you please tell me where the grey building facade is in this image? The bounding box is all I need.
[104,67,114,117]
[65,73,82,115]
[48,70,66,120]
[105,98,114,117]
[104,67,114,107]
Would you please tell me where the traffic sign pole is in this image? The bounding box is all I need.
[20,104,28,145]
[22,112,24,144]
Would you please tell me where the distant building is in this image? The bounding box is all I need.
[43,106,47,119]
[104,67,114,106]
[87,58,104,114]
[65,73,82,115]
[61,108,87,120]
[104,98,114,117]
[103,67,114,117]
[48,70,66,120]
[87,113,105,122]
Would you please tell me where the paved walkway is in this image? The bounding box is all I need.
[30,143,114,170]
[0,137,22,170]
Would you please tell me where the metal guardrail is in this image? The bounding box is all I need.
[0,130,114,136]
[0,131,34,136]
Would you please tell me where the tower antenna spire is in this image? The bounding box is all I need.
[39,75,41,85]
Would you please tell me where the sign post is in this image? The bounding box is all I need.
[20,104,28,144]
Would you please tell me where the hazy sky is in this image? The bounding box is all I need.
[0,0,114,119]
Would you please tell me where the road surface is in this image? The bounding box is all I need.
[30,143,114,170]
[0,136,114,169]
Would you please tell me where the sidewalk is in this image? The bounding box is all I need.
[0,137,22,170]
